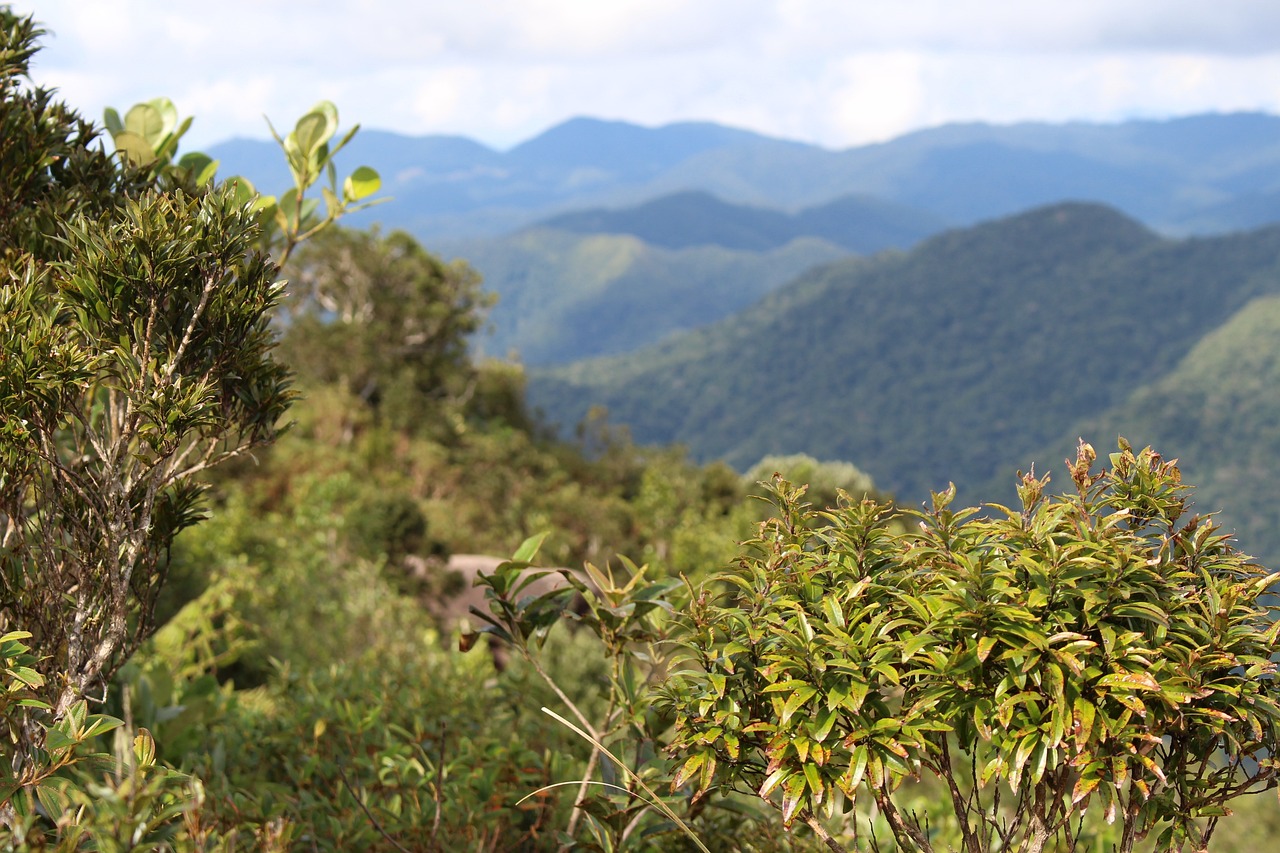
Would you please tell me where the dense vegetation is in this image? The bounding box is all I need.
[537,190,943,254]
[5,9,1280,850]
[1041,293,1280,576]
[444,226,846,364]
[530,203,1280,564]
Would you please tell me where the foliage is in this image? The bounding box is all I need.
[0,632,125,828]
[0,10,293,745]
[1056,292,1280,572]
[103,96,218,189]
[0,14,397,834]
[231,100,383,267]
[0,726,223,852]
[664,440,1280,852]
[105,95,382,268]
[0,177,290,722]
[450,226,845,365]
[529,203,1280,511]
[278,226,491,434]
[744,454,883,511]
[464,535,828,852]
[0,12,149,259]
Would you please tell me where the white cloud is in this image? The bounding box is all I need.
[14,1,1280,150]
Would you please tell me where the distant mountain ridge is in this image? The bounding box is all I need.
[535,190,945,253]
[526,203,1280,564]
[439,227,847,364]
[210,112,1280,240]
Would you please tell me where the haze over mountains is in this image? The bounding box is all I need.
[210,111,1280,239]
[214,112,1280,565]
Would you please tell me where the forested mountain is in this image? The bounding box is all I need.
[527,203,1280,563]
[535,190,944,252]
[440,227,847,364]
[1034,294,1280,567]
[209,112,1280,239]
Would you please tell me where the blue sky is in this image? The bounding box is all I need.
[18,1,1280,151]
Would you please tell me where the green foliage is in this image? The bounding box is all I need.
[465,536,824,852]
[0,182,291,720]
[0,728,219,852]
[744,454,883,511]
[346,493,432,563]
[529,203,1280,511]
[0,9,292,756]
[452,227,845,364]
[0,12,147,258]
[664,440,1280,852]
[1052,292,1280,570]
[104,96,384,266]
[104,96,218,188]
[243,100,383,266]
[279,226,492,435]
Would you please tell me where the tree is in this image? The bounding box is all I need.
[664,440,1280,852]
[103,95,383,267]
[0,8,291,730]
[278,226,492,434]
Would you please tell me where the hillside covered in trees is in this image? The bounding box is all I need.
[529,203,1280,564]
[8,6,1280,850]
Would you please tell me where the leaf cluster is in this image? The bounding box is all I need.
[664,440,1280,852]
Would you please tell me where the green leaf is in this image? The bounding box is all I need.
[34,783,69,819]
[841,744,869,793]
[812,706,838,742]
[1097,671,1160,692]
[43,728,77,752]
[103,106,123,136]
[83,713,124,739]
[293,111,329,159]
[343,166,381,201]
[512,532,548,565]
[133,728,157,768]
[178,151,218,185]
[1072,772,1100,804]
[803,762,824,802]
[758,766,788,798]
[124,102,163,143]
[822,596,845,629]
[672,753,705,789]
[781,686,817,725]
[781,774,806,825]
[113,131,157,167]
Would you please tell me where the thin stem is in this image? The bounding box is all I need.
[800,809,847,853]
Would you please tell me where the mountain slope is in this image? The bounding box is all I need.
[208,112,1280,240]
[441,228,847,364]
[536,190,944,253]
[528,204,1280,506]
[1028,295,1280,566]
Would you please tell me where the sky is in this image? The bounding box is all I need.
[16,1,1280,152]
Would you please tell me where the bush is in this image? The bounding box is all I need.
[664,440,1280,852]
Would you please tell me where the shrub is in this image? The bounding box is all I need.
[664,440,1280,852]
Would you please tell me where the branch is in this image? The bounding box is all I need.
[800,809,848,853]
[334,763,412,853]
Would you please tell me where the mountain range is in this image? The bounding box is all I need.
[526,203,1280,565]
[209,112,1280,240]
[208,113,1280,566]
[439,227,848,364]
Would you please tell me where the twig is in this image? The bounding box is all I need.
[334,763,412,853]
